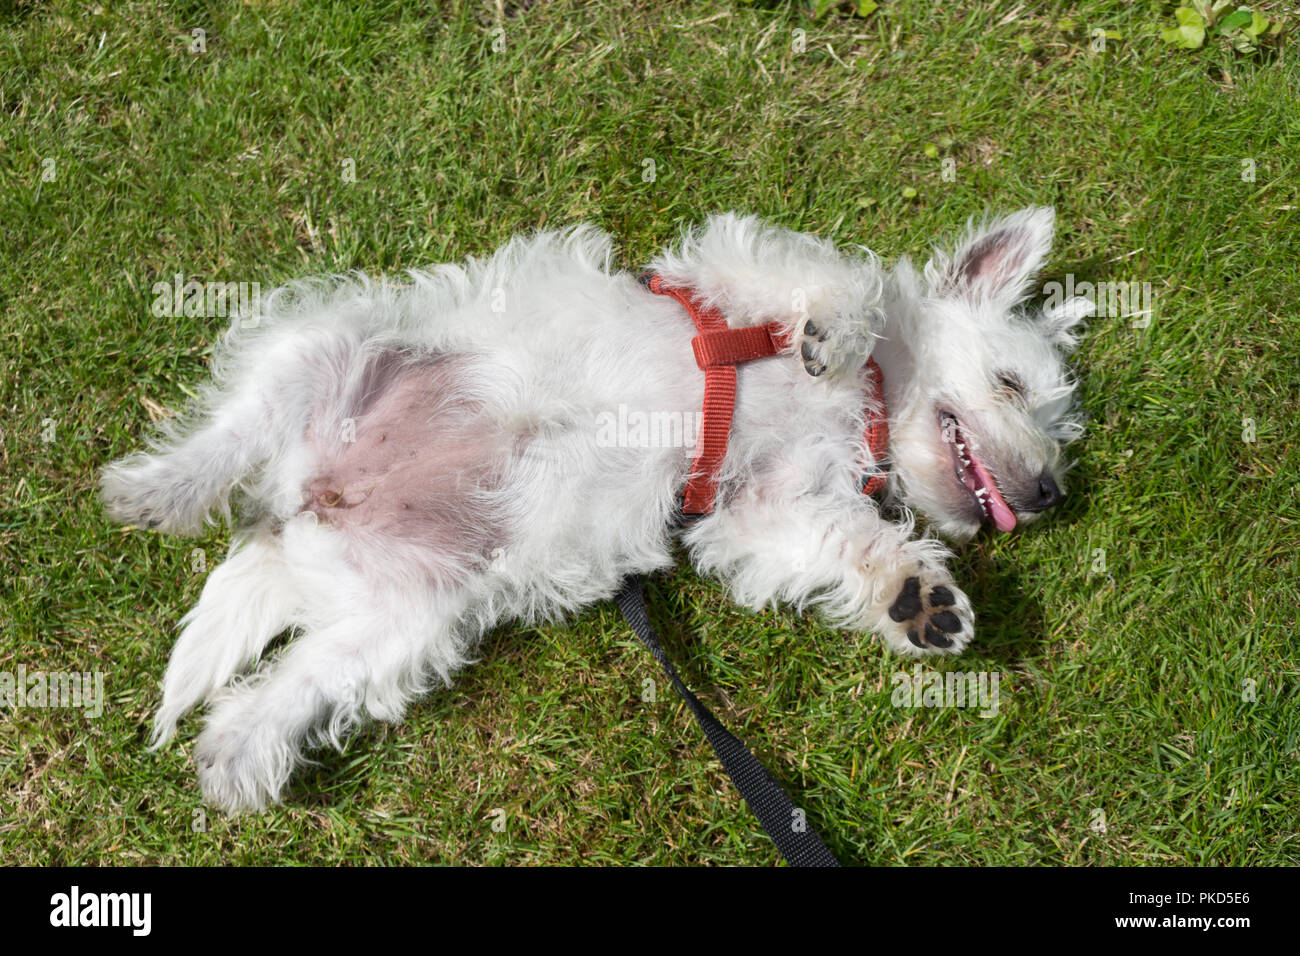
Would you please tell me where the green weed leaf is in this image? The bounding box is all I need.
[1161,7,1206,48]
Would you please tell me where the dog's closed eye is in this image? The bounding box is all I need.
[995,371,1027,400]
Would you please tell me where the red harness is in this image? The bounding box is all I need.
[643,273,891,518]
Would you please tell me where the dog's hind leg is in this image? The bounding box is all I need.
[100,376,280,535]
[192,598,467,813]
[100,324,349,535]
[186,513,483,812]
[149,532,299,747]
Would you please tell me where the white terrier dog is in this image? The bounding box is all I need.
[102,208,1089,812]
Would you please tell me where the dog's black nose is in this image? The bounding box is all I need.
[1024,472,1061,512]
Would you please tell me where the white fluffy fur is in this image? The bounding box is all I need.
[101,209,1087,812]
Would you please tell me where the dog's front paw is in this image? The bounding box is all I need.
[796,314,878,378]
[797,318,834,377]
[879,572,973,656]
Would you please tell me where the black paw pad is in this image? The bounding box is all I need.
[801,344,825,376]
[801,326,828,376]
[930,610,962,633]
[803,320,828,342]
[928,586,955,607]
[888,576,923,622]
[923,623,952,649]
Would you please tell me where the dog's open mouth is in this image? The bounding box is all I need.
[940,411,1016,532]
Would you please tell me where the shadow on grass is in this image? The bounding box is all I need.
[957,555,1048,666]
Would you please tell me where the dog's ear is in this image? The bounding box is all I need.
[928,206,1055,309]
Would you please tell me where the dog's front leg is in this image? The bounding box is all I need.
[688,488,974,656]
[647,214,884,378]
[792,292,883,380]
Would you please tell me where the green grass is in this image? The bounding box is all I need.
[1,0,1297,865]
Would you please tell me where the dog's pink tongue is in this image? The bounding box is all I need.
[970,458,1017,532]
[986,493,1017,532]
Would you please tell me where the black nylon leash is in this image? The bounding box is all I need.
[615,575,840,866]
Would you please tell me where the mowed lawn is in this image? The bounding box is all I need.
[0,0,1297,865]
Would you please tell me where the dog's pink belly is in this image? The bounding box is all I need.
[301,353,507,563]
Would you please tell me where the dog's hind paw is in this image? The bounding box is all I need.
[879,572,974,656]
[100,453,213,536]
[194,709,291,814]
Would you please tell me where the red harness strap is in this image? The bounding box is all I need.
[859,358,890,497]
[644,273,890,516]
